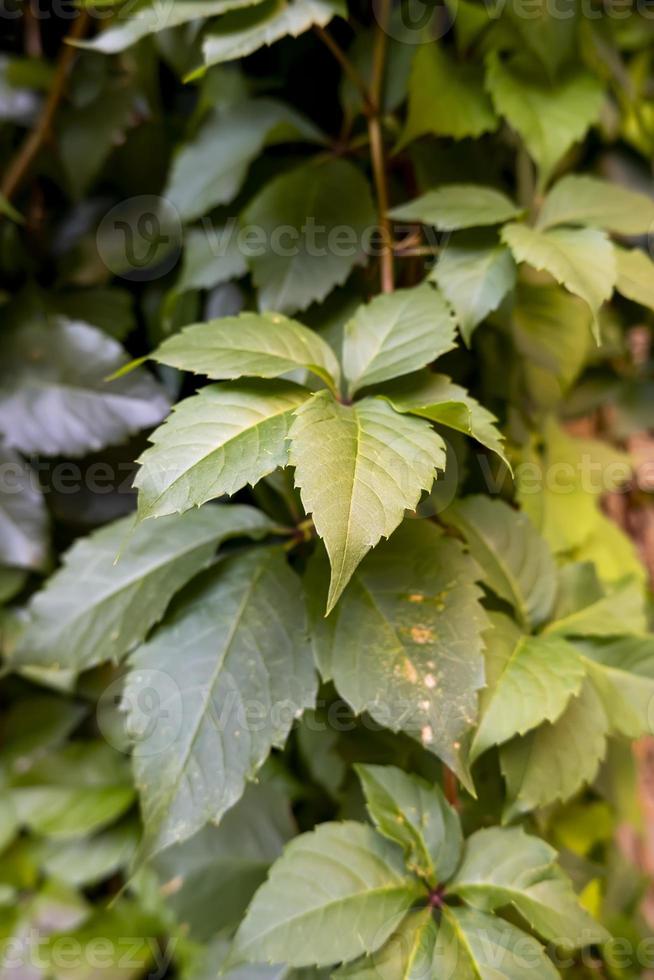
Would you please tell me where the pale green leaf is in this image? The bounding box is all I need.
[441,496,556,630]
[434,906,559,979]
[74,0,262,52]
[334,908,436,980]
[501,680,608,817]
[11,505,273,671]
[433,239,516,343]
[196,0,345,71]
[486,53,604,186]
[231,822,424,968]
[471,633,585,762]
[401,45,497,145]
[165,99,322,221]
[544,578,647,638]
[516,417,631,554]
[510,281,593,412]
[355,764,462,885]
[342,284,457,396]
[501,223,616,340]
[572,511,647,587]
[135,381,310,519]
[289,392,445,612]
[305,522,488,782]
[538,174,654,234]
[152,311,341,390]
[389,186,521,230]
[450,826,608,947]
[376,371,507,465]
[577,636,654,738]
[127,547,316,855]
[614,245,654,311]
[241,158,376,315]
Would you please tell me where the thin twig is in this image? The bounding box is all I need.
[394,245,440,257]
[367,0,393,292]
[24,0,43,58]
[443,765,460,809]
[314,25,372,114]
[1,11,90,205]
[314,14,394,292]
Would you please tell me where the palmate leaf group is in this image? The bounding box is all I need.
[136,289,506,609]
[230,767,607,973]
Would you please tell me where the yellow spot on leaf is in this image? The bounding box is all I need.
[411,626,433,645]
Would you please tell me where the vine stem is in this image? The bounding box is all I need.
[367,0,394,292]
[314,26,372,113]
[314,4,394,293]
[1,11,90,205]
[443,765,460,809]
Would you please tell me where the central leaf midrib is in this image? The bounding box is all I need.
[149,554,269,834]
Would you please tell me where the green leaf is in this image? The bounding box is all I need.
[37,821,138,888]
[151,782,294,939]
[486,53,604,187]
[501,223,616,340]
[74,0,263,52]
[0,192,24,224]
[196,0,345,71]
[177,226,248,294]
[127,547,316,855]
[165,99,322,221]
[377,371,508,465]
[10,742,134,840]
[12,505,273,671]
[433,238,516,343]
[537,174,654,234]
[230,821,424,968]
[0,694,86,771]
[47,288,136,341]
[241,159,376,315]
[516,418,631,554]
[577,636,654,738]
[355,764,462,885]
[0,446,48,571]
[449,826,608,947]
[390,186,521,231]
[401,45,497,145]
[135,381,310,519]
[470,631,585,762]
[501,680,608,817]
[306,522,488,782]
[342,284,457,396]
[441,496,557,630]
[544,578,647,638]
[334,908,436,980]
[0,317,169,457]
[152,311,341,390]
[509,281,593,411]
[289,392,445,612]
[614,246,654,311]
[435,906,559,979]
[572,511,647,588]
